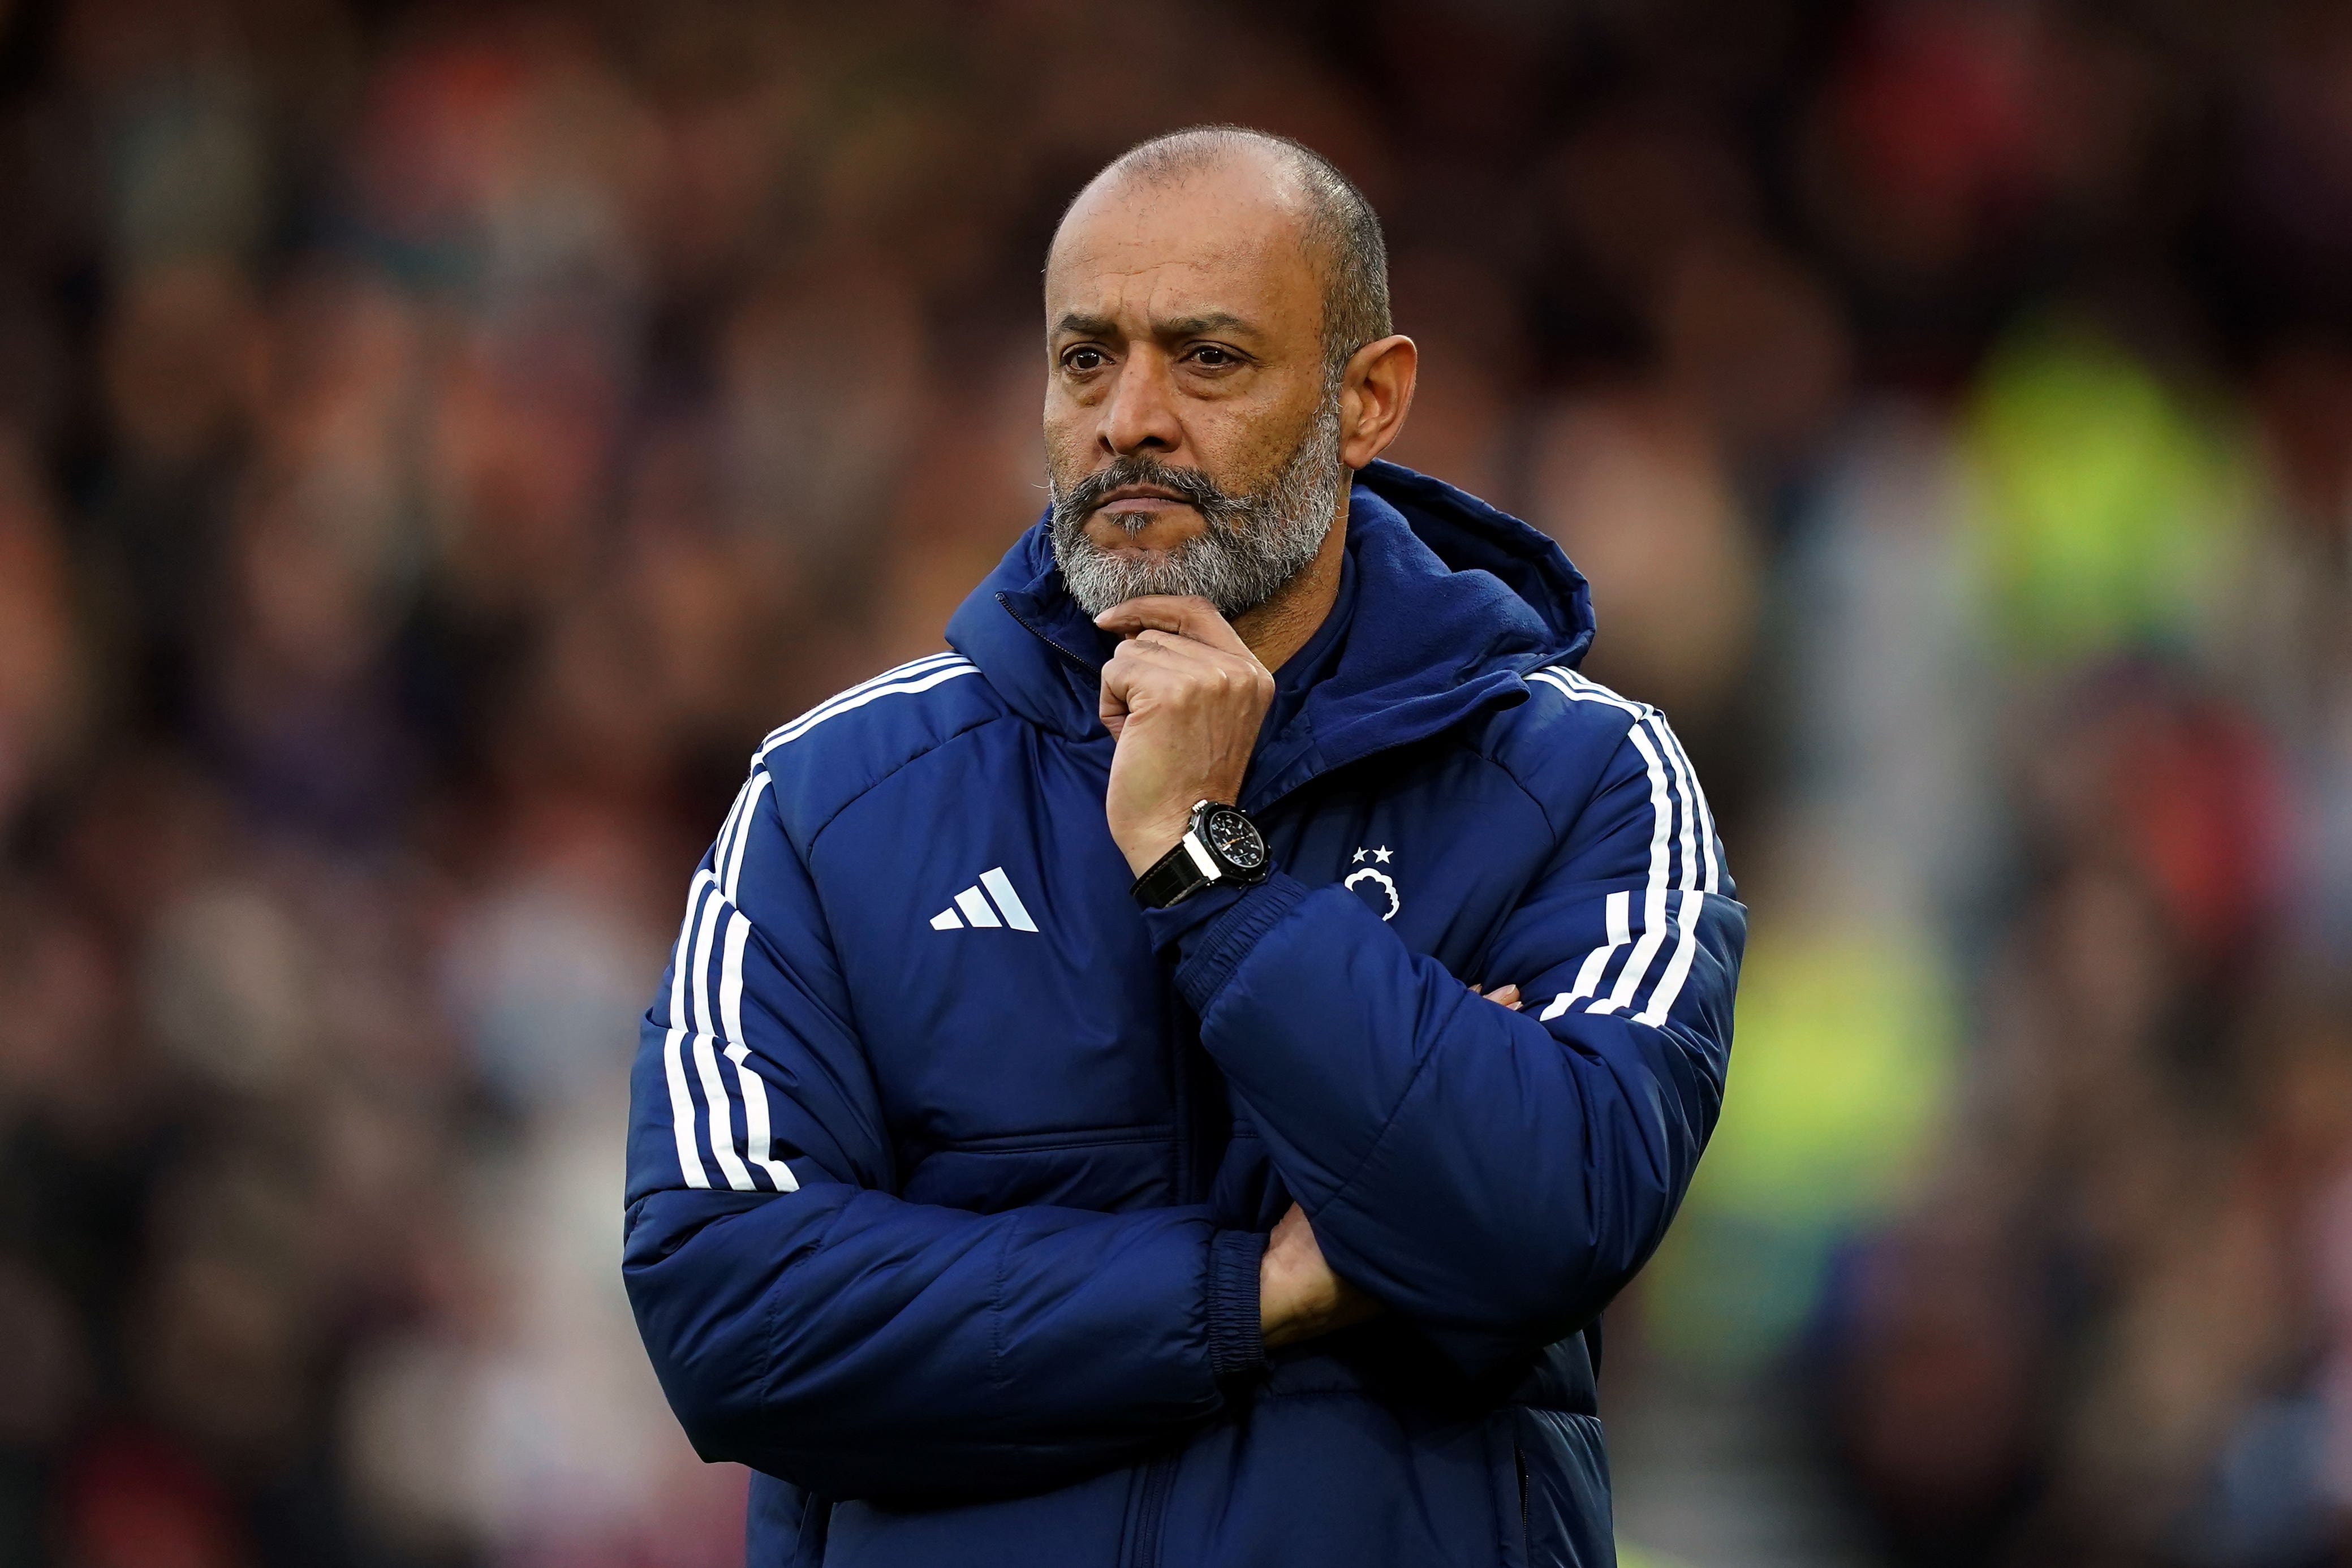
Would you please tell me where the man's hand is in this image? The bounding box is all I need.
[1257,984,1522,1350]
[1095,596,1275,875]
[1259,1203,1381,1350]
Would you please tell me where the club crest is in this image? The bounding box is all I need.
[1345,846,1400,920]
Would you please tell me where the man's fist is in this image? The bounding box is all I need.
[1095,595,1275,875]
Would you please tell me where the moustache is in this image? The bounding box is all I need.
[1054,456,1244,533]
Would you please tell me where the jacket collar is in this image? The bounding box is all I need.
[944,459,1595,809]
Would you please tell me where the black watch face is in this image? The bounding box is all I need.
[1204,807,1267,872]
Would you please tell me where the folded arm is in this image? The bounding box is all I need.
[621,770,1264,1502]
[1196,712,1736,1376]
[1095,595,1741,1379]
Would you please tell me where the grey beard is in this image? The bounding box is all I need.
[1048,394,1346,620]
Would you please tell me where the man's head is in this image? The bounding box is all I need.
[1043,127,1416,619]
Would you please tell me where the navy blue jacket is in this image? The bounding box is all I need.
[622,462,1742,1567]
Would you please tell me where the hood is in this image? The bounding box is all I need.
[945,459,1595,808]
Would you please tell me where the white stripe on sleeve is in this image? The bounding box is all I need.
[1544,888,1631,1020]
[1588,723,1676,1018]
[1531,667,1637,718]
[1635,889,1708,1027]
[757,661,979,761]
[705,780,752,888]
[1651,718,1720,894]
[723,771,772,903]
[1528,667,1721,1024]
[688,891,755,1191]
[756,653,966,751]
[718,911,798,1192]
[1649,714,1700,898]
[662,872,718,1189]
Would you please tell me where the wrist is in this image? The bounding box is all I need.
[1127,801,1273,911]
[1114,809,1196,877]
[1259,1242,1335,1351]
[1259,1263,1297,1349]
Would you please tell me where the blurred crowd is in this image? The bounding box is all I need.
[2,0,2351,1564]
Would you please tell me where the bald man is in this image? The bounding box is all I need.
[624,127,1742,1568]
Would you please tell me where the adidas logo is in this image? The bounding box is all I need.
[929,868,1039,932]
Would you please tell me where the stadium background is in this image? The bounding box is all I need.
[1,0,2347,1563]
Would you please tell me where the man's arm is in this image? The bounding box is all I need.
[1096,596,1740,1379]
[622,770,1267,1503]
[1253,983,1524,1350]
[1174,790,1737,1378]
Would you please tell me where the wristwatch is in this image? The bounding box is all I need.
[1130,800,1272,909]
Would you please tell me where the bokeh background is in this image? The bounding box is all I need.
[1,0,2349,1563]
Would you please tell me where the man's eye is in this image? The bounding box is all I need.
[1191,346,1235,367]
[1065,347,1106,372]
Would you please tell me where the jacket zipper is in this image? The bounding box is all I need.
[1130,990,1200,1568]
[995,595,1533,1568]
[994,591,1100,673]
[1131,1452,1178,1568]
[997,591,1197,1568]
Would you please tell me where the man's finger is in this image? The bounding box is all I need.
[1098,636,1248,699]
[1110,630,1216,662]
[1105,633,1243,674]
[1102,642,1264,700]
[1094,595,1254,658]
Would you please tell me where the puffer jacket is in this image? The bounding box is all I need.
[622,460,1743,1567]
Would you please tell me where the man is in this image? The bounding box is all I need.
[623,126,1740,1567]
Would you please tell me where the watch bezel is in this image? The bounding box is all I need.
[1194,802,1269,878]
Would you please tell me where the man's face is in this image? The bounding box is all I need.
[1043,159,1346,618]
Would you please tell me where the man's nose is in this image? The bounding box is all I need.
[1097,350,1183,458]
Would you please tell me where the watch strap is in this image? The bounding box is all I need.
[1131,830,1220,910]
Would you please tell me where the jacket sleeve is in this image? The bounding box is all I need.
[1152,700,1742,1380]
[621,766,1267,1503]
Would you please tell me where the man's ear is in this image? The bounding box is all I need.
[1338,335,1418,469]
